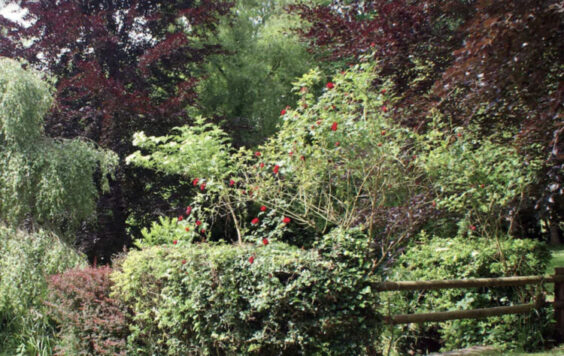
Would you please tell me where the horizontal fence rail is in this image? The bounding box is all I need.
[377,275,564,292]
[378,267,564,341]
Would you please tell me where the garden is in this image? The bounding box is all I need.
[0,0,562,355]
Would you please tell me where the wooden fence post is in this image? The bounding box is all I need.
[555,268,564,341]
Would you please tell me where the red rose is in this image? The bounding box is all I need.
[283,217,291,224]
[260,162,265,168]
[331,122,338,131]
[255,151,261,157]
[200,183,206,191]
[300,155,305,161]
[273,165,280,174]
[185,206,192,215]
[248,256,254,264]
[470,225,476,231]
[382,106,388,112]
[173,240,178,245]
[192,178,199,186]
[260,205,267,212]
[457,132,462,137]
[251,217,259,225]
[182,259,187,265]
[196,220,201,226]
[280,109,287,116]
[262,238,269,246]
[381,89,387,94]
[335,141,340,147]
[316,120,322,125]
[377,143,382,147]
[229,179,235,186]
[381,130,386,136]
[326,82,334,89]
[201,229,206,234]
[289,151,293,157]
[185,227,190,232]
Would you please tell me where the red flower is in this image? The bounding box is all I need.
[185,227,190,232]
[480,184,485,189]
[370,42,376,47]
[289,151,293,157]
[196,220,202,226]
[260,162,265,169]
[377,143,382,147]
[262,238,269,246]
[201,229,206,234]
[326,82,335,89]
[300,155,305,161]
[457,132,462,137]
[381,130,386,136]
[200,183,206,191]
[273,165,280,174]
[251,217,259,225]
[316,120,322,126]
[260,205,267,212]
[280,109,287,116]
[178,215,183,221]
[185,206,192,215]
[192,178,199,186]
[255,151,261,157]
[331,122,338,131]
[470,225,477,231]
[182,259,187,265]
[248,256,254,264]
[173,240,178,245]
[283,217,291,224]
[381,89,387,94]
[432,201,436,208]
[382,106,388,112]
[335,141,340,147]
[229,179,235,186]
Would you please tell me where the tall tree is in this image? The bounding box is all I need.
[195,0,316,147]
[1,0,232,261]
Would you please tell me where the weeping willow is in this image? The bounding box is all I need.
[0,58,117,239]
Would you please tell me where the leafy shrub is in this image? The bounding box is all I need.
[128,61,429,265]
[111,228,380,355]
[384,235,551,354]
[46,266,128,356]
[0,225,85,355]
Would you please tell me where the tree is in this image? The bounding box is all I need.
[0,57,116,238]
[195,0,316,147]
[1,0,232,260]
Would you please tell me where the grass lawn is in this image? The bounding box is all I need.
[547,245,564,274]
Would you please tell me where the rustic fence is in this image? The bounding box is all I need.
[377,267,564,341]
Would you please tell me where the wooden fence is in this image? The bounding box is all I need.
[377,267,564,341]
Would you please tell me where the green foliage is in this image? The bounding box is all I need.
[111,229,380,355]
[129,61,425,265]
[0,225,85,355]
[384,235,551,354]
[196,0,316,146]
[46,266,127,356]
[0,58,117,237]
[417,116,542,238]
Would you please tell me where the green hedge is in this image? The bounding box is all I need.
[384,236,552,354]
[111,229,381,355]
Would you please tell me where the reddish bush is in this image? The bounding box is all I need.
[46,266,127,356]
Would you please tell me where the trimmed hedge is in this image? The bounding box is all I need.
[384,236,552,354]
[111,229,381,355]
